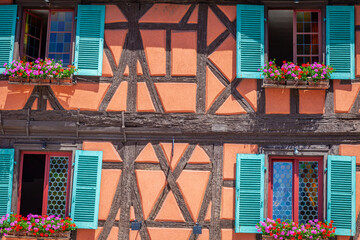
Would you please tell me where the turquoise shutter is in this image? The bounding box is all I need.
[326,6,355,80]
[0,5,17,74]
[71,150,103,229]
[236,5,264,79]
[0,149,14,216]
[74,5,105,76]
[327,155,356,236]
[235,154,264,233]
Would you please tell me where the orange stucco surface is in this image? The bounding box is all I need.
[217,5,236,22]
[147,228,192,240]
[141,30,166,76]
[106,81,128,112]
[0,82,33,110]
[51,83,110,111]
[187,145,211,164]
[221,187,235,220]
[135,143,159,163]
[98,169,122,220]
[299,90,325,114]
[207,8,227,46]
[206,66,226,111]
[105,5,127,23]
[0,0,12,4]
[137,82,156,112]
[333,80,360,113]
[177,170,211,221]
[223,144,258,180]
[155,190,185,222]
[105,30,127,67]
[265,88,290,114]
[77,227,117,240]
[208,35,236,82]
[171,30,197,76]
[155,83,197,113]
[221,229,256,240]
[135,170,166,220]
[102,52,113,77]
[215,95,246,115]
[237,79,258,111]
[160,142,189,170]
[339,144,360,165]
[140,4,191,23]
[356,6,360,77]
[188,5,198,23]
[83,141,122,162]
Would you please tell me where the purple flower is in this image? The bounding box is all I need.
[270,73,275,77]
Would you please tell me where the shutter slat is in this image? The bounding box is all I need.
[71,150,102,229]
[0,5,17,73]
[74,5,105,76]
[326,6,354,79]
[235,154,264,233]
[327,155,356,236]
[0,149,15,217]
[236,5,264,79]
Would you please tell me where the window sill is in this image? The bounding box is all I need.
[8,76,76,86]
[262,78,329,90]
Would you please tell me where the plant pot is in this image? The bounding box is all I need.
[61,77,72,84]
[41,78,51,84]
[8,76,29,83]
[286,79,297,85]
[264,79,278,85]
[297,80,307,85]
[262,235,274,240]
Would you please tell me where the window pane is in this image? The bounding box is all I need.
[47,156,69,217]
[299,161,318,224]
[273,162,293,221]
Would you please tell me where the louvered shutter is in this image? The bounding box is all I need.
[326,6,355,80]
[235,154,264,233]
[327,155,356,236]
[74,5,105,76]
[0,5,17,74]
[71,150,103,229]
[236,5,264,79]
[0,149,14,216]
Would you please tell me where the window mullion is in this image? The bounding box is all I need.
[293,159,300,222]
[42,154,51,215]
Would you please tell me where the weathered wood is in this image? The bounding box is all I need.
[290,89,299,114]
[210,144,223,240]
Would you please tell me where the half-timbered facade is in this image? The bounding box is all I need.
[0,0,360,240]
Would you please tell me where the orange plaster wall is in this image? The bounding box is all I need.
[51,83,110,111]
[137,82,155,112]
[0,82,33,110]
[141,30,166,76]
[339,144,360,165]
[356,5,360,77]
[77,227,118,240]
[106,81,128,112]
[104,30,127,67]
[223,144,258,180]
[82,141,122,162]
[207,8,226,46]
[171,30,197,76]
[299,90,325,114]
[105,5,127,23]
[333,80,360,113]
[147,228,192,240]
[0,0,12,4]
[140,4,191,23]
[265,88,290,114]
[221,187,235,220]
[236,79,257,111]
[155,83,197,113]
[98,169,122,220]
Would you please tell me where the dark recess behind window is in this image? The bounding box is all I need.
[20,154,46,216]
[268,10,293,66]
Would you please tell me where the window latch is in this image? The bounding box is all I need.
[264,18,267,22]
[324,168,328,173]
[323,18,326,22]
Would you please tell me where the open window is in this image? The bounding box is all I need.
[21,10,74,66]
[18,152,72,217]
[268,10,321,66]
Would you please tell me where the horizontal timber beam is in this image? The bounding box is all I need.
[1,110,360,143]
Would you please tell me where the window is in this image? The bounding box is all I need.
[18,152,72,217]
[268,157,323,223]
[21,10,74,66]
[235,153,356,236]
[236,4,354,80]
[0,4,106,76]
[268,10,321,66]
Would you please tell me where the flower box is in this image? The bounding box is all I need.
[263,78,329,89]
[8,76,73,86]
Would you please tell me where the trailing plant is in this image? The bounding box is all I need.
[3,58,77,79]
[0,213,76,237]
[256,218,336,240]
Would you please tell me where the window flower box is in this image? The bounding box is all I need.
[4,59,76,86]
[260,60,333,90]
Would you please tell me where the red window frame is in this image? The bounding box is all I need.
[18,151,72,216]
[268,156,324,222]
[20,9,75,62]
[293,9,322,64]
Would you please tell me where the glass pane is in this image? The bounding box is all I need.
[304,23,311,32]
[297,45,304,55]
[304,45,310,54]
[297,35,304,44]
[47,156,69,217]
[311,56,319,63]
[299,161,319,224]
[273,162,293,221]
[297,23,303,32]
[304,12,311,22]
[311,35,319,44]
[297,12,304,22]
[311,45,319,55]
[311,12,318,22]
[297,57,305,65]
[311,22,319,32]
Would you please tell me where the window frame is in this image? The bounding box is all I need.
[268,156,324,222]
[19,8,75,65]
[293,9,322,64]
[17,151,72,217]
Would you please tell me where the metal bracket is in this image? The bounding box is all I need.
[121,111,126,142]
[76,109,80,138]
[323,18,326,22]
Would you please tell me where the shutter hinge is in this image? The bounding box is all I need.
[260,202,264,208]
[75,16,78,20]
[264,18,267,22]
[16,16,19,20]
[324,168,328,173]
[323,18,326,22]
[263,166,267,172]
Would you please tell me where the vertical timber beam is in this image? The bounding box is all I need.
[118,142,136,240]
[210,143,223,240]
